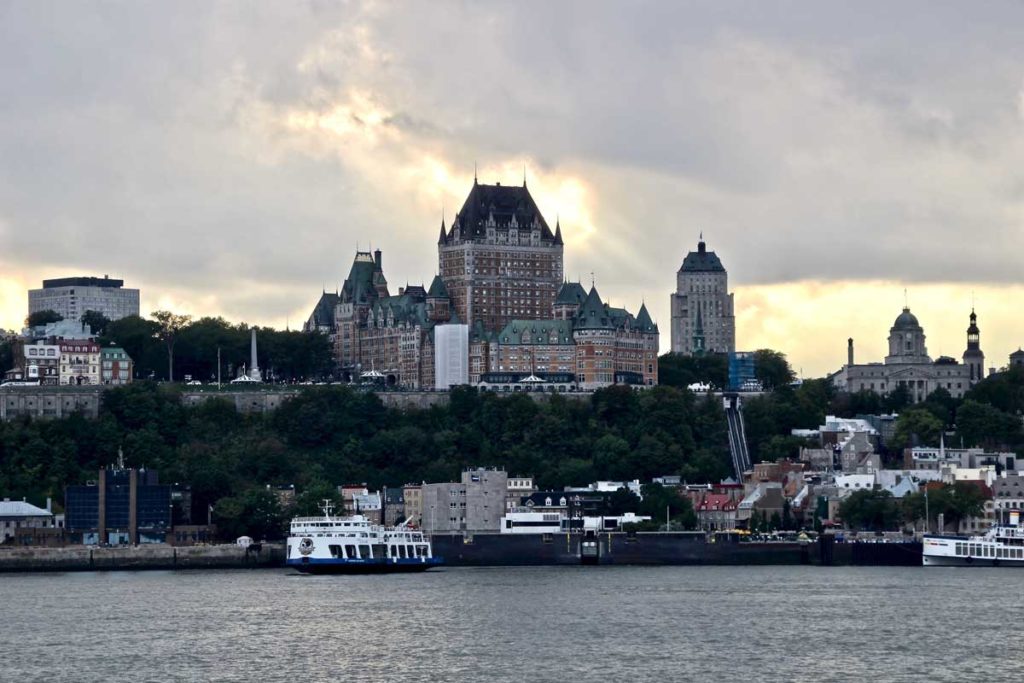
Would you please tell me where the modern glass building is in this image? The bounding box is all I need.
[66,468,170,545]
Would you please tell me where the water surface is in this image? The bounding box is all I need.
[1,566,1021,682]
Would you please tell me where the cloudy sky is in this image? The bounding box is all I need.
[1,1,1022,376]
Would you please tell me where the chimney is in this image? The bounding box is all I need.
[847,338,854,367]
[374,249,382,271]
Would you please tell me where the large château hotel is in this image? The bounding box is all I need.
[305,179,659,390]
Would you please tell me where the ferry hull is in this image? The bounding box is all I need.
[923,554,1024,567]
[288,557,444,575]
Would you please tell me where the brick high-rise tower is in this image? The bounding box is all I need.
[438,179,563,332]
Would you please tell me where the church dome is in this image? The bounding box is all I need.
[893,307,920,329]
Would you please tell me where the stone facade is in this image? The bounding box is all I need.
[830,308,984,402]
[307,180,658,391]
[327,248,456,389]
[59,340,100,386]
[670,238,736,355]
[438,180,563,333]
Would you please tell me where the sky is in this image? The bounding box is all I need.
[1,1,1022,377]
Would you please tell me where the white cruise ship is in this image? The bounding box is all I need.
[923,509,1024,567]
[286,502,443,574]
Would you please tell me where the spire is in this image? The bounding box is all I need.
[523,164,527,187]
[474,162,478,185]
[554,218,563,245]
[437,217,447,245]
[693,307,705,355]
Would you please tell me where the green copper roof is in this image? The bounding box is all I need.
[574,287,614,330]
[635,303,657,332]
[427,275,449,299]
[497,319,575,345]
[555,281,587,306]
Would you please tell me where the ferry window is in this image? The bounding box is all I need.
[358,545,369,559]
[346,545,357,559]
[329,545,342,558]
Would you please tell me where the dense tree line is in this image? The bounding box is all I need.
[839,483,987,532]
[99,314,333,382]
[0,383,731,539]
[728,368,1024,463]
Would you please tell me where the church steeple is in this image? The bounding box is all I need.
[963,308,984,382]
[693,307,705,355]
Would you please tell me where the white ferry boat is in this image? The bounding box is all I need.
[286,502,443,574]
[923,510,1024,567]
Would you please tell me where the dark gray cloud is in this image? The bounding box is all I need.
[1,0,1022,338]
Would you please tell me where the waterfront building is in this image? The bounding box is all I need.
[993,472,1024,518]
[692,493,738,531]
[438,179,563,333]
[402,484,423,527]
[29,275,140,322]
[829,308,985,402]
[506,475,537,511]
[421,467,507,534]
[670,238,736,355]
[100,345,133,385]
[65,467,171,545]
[59,339,101,386]
[382,486,406,527]
[0,498,57,544]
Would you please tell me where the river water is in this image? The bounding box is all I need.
[1,566,1022,682]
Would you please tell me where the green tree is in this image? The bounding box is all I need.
[26,309,62,327]
[152,311,193,382]
[754,349,796,390]
[80,310,111,336]
[956,399,1021,450]
[838,489,901,531]
[637,483,697,530]
[892,408,943,449]
[903,482,987,532]
[658,352,729,390]
[213,488,286,541]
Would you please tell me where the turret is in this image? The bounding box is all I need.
[963,309,985,383]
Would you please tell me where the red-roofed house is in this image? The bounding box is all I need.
[694,493,738,531]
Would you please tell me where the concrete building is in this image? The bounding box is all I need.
[438,179,563,333]
[421,467,507,534]
[830,308,984,402]
[29,276,139,322]
[670,238,735,355]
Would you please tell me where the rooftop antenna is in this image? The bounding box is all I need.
[904,288,908,308]
[523,164,527,187]
[474,162,478,184]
